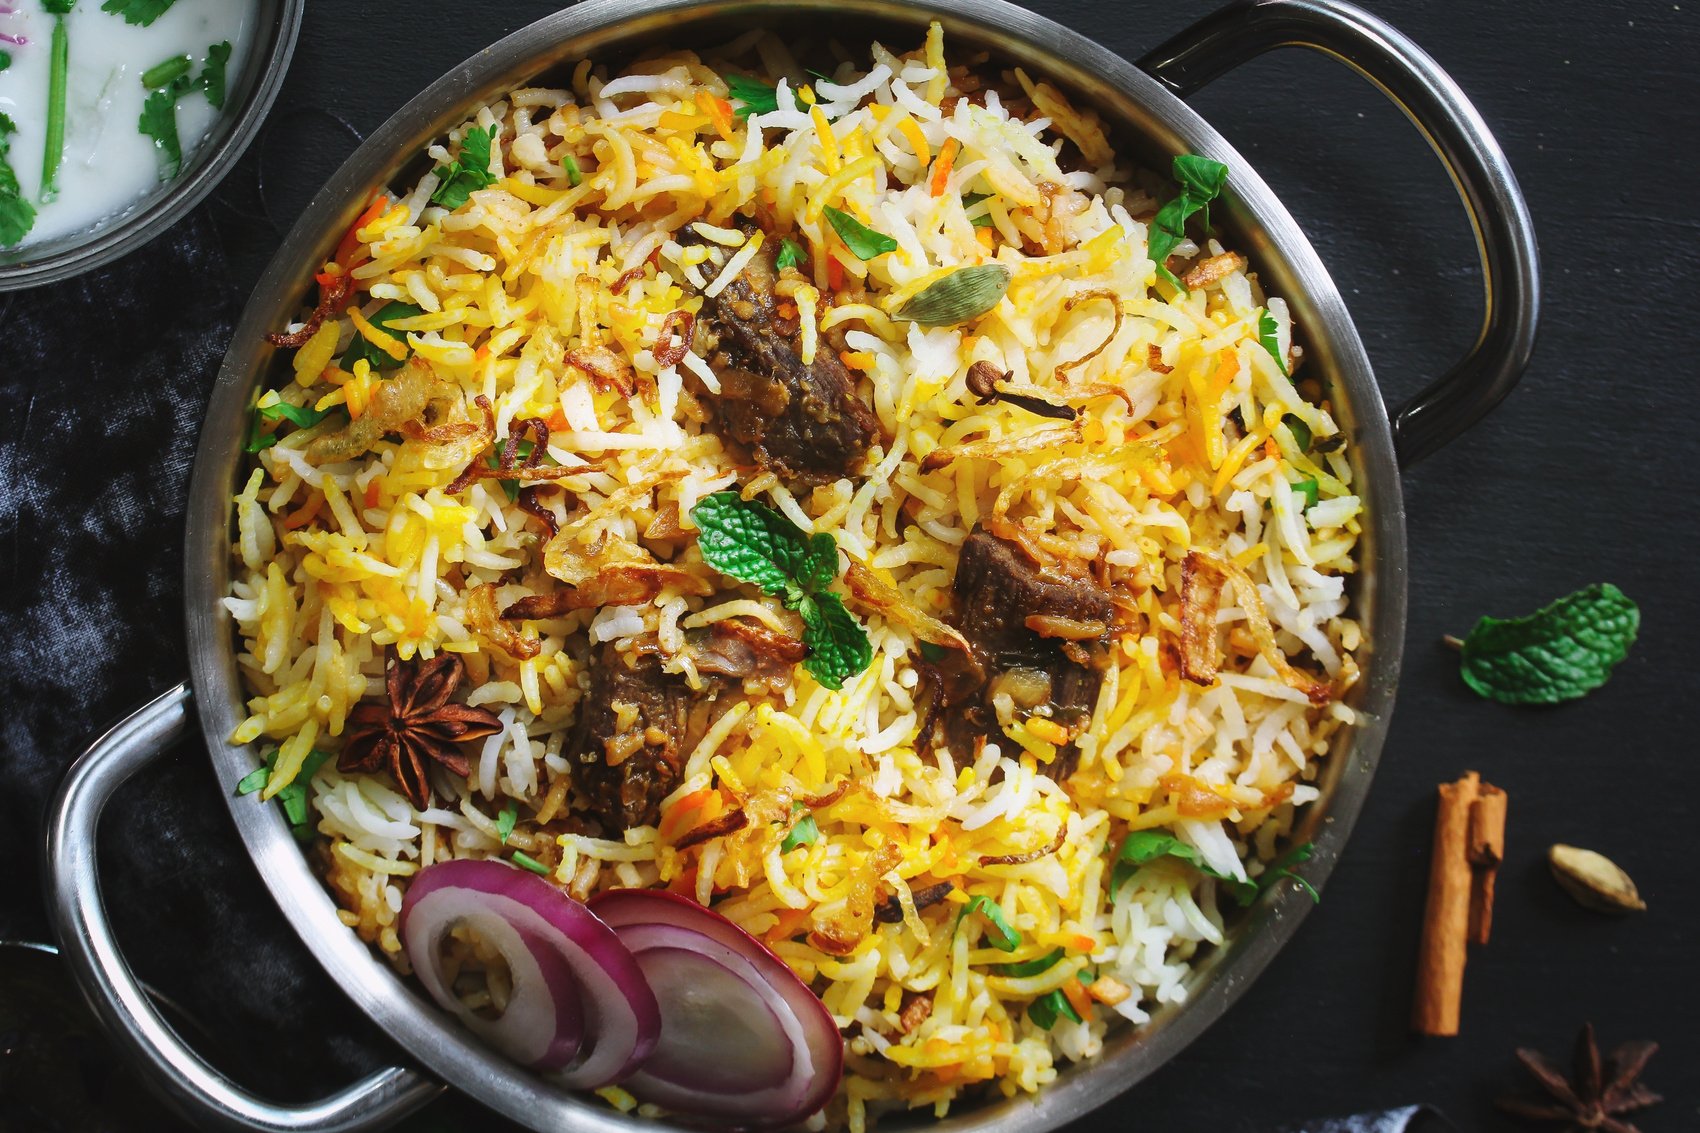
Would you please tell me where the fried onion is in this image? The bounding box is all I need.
[1179,551,1332,706]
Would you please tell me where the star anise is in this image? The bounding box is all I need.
[1497,1023,1662,1133]
[339,649,504,808]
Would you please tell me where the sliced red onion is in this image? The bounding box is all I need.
[590,889,844,1127]
[398,897,585,1070]
[401,860,660,1087]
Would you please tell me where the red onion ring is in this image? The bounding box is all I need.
[401,860,660,1087]
[590,889,844,1127]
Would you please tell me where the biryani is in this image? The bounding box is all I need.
[222,22,1362,1131]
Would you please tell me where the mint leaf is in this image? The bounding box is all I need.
[823,206,898,260]
[100,0,177,24]
[431,125,497,209]
[724,74,777,118]
[200,41,232,110]
[1457,584,1639,705]
[690,492,872,690]
[799,592,871,691]
[342,301,423,371]
[1257,308,1288,375]
[0,113,34,247]
[780,815,818,853]
[691,492,809,598]
[496,803,518,844]
[775,236,807,271]
[1147,154,1228,293]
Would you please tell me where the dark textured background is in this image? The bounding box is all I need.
[2,0,1695,1129]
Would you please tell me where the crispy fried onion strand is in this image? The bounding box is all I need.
[265,268,350,349]
[465,583,541,660]
[1179,550,1332,706]
[652,310,695,369]
[674,808,751,850]
[808,841,904,956]
[566,345,636,396]
[919,422,1081,472]
[307,357,462,465]
[980,825,1067,867]
[1053,288,1122,379]
[843,560,973,657]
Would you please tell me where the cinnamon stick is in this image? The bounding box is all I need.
[1412,772,1479,1036]
[1467,785,1508,945]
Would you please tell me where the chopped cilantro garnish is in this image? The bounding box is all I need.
[958,894,1021,952]
[512,851,550,876]
[141,54,192,90]
[341,301,424,370]
[0,51,11,73]
[139,78,193,180]
[1027,988,1082,1029]
[1280,413,1312,453]
[724,74,778,118]
[1111,829,1318,908]
[780,815,819,853]
[0,113,34,247]
[235,748,329,841]
[689,492,872,690]
[994,948,1066,978]
[496,803,518,844]
[200,41,232,110]
[1293,477,1320,511]
[775,236,807,271]
[563,152,583,187]
[430,125,497,209]
[101,0,179,26]
[823,205,898,260]
[1256,308,1289,375]
[244,399,343,453]
[962,191,995,229]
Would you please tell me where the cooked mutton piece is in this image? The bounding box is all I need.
[693,230,877,484]
[945,528,1113,778]
[569,645,692,831]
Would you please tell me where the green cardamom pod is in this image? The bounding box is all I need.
[894,264,1011,327]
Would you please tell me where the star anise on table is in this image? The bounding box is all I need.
[1496,1023,1662,1133]
[339,649,503,809]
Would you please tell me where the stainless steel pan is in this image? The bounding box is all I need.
[44,0,1537,1129]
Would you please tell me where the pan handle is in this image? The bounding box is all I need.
[1138,0,1539,467]
[44,682,443,1132]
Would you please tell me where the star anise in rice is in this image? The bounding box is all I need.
[338,649,503,809]
[1497,1023,1662,1133]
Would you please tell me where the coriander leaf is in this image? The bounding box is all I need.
[1246,841,1319,907]
[1293,477,1320,511]
[0,113,35,247]
[512,850,550,876]
[234,764,270,796]
[496,803,518,844]
[823,205,898,260]
[724,74,778,118]
[993,948,1065,978]
[775,236,807,271]
[780,815,818,853]
[100,0,176,24]
[962,191,995,229]
[1456,583,1639,705]
[139,88,183,180]
[958,894,1021,952]
[342,301,424,370]
[1109,829,1211,894]
[1256,308,1288,375]
[0,51,11,73]
[200,41,232,110]
[691,492,813,599]
[1171,153,1228,230]
[563,152,583,187]
[1027,988,1082,1029]
[245,400,343,452]
[141,54,191,90]
[799,591,871,691]
[430,125,497,209]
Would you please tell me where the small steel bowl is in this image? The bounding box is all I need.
[0,0,303,292]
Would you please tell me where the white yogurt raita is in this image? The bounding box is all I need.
[0,0,252,247]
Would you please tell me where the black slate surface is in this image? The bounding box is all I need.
[2,0,1695,1130]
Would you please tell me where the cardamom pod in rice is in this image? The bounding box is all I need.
[894,264,1011,326]
[1548,844,1647,914]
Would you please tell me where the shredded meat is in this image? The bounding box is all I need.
[688,616,807,694]
[568,646,692,831]
[694,228,877,483]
